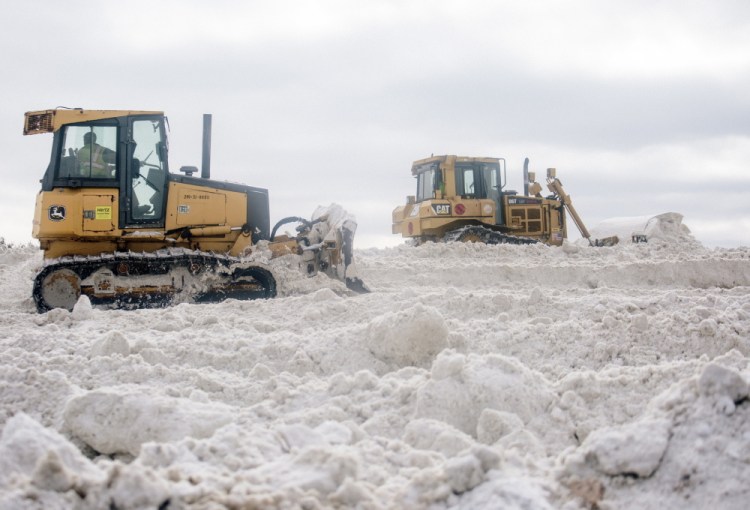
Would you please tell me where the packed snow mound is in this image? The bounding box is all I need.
[587,212,697,245]
[1,214,750,509]
[416,352,557,438]
[366,303,449,367]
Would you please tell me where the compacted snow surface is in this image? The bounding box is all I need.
[1,214,749,509]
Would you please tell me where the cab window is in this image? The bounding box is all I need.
[479,163,499,195]
[457,167,476,196]
[58,125,118,179]
[415,163,437,202]
[456,163,499,198]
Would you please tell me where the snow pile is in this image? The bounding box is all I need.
[588,211,698,246]
[559,358,750,508]
[0,218,749,509]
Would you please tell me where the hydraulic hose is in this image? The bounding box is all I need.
[270,216,313,241]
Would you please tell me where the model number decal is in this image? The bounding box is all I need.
[508,197,541,205]
[182,193,210,200]
[431,204,451,215]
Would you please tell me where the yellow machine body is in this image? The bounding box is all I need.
[33,182,260,258]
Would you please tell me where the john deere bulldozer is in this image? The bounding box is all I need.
[25,108,367,312]
[392,155,604,246]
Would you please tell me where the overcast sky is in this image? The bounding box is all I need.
[2,0,748,248]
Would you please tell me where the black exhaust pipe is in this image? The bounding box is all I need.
[523,157,529,196]
[201,114,212,179]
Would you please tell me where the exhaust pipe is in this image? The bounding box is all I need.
[523,157,530,196]
[201,114,212,179]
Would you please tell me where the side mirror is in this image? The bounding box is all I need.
[407,195,415,205]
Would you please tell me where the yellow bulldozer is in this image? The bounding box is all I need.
[25,108,367,312]
[392,154,609,246]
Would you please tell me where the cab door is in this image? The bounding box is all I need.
[82,194,117,232]
[123,117,168,227]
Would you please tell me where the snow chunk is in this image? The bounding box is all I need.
[107,464,171,510]
[698,363,748,405]
[90,331,131,358]
[416,354,556,436]
[275,421,352,451]
[366,304,448,367]
[430,350,465,380]
[71,295,94,320]
[403,418,475,457]
[577,418,671,477]
[0,413,105,489]
[698,318,718,337]
[477,408,525,444]
[63,389,234,455]
[445,453,485,493]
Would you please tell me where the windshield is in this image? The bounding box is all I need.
[415,163,437,202]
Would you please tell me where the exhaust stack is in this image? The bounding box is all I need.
[201,114,212,179]
[523,157,530,196]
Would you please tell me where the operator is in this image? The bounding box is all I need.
[78,132,116,177]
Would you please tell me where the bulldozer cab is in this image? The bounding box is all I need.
[414,157,504,198]
[413,156,506,225]
[35,110,169,229]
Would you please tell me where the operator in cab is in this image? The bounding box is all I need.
[78,131,115,178]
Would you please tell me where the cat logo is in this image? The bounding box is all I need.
[431,203,451,215]
[48,205,66,221]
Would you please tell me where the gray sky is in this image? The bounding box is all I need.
[2,0,749,248]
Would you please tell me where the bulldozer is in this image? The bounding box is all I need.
[392,154,610,246]
[24,108,367,312]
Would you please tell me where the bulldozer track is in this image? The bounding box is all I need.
[33,248,277,313]
[443,225,539,245]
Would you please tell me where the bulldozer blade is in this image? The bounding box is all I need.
[594,235,620,247]
[310,204,370,293]
[345,276,370,294]
[340,218,370,294]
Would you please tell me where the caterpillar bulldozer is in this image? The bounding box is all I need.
[392,154,612,246]
[24,108,367,313]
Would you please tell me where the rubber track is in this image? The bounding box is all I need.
[33,248,276,313]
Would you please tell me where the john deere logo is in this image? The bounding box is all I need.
[48,205,66,221]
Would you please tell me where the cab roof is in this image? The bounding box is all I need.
[24,109,164,135]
